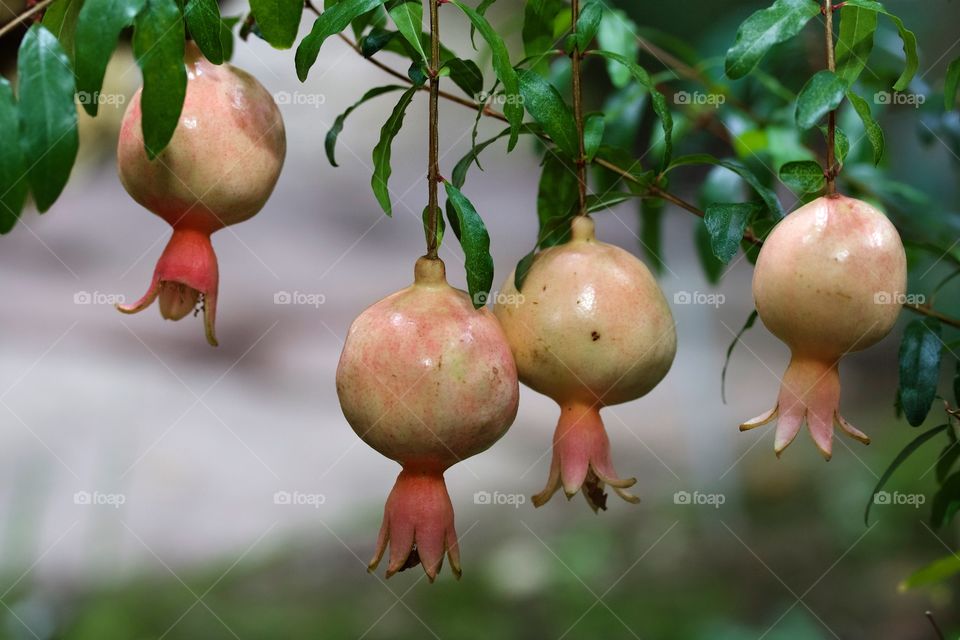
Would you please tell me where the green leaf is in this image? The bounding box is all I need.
[185,0,224,64]
[668,154,783,219]
[705,203,762,264]
[522,0,566,70]
[17,24,79,212]
[42,0,84,63]
[249,0,302,49]
[596,6,638,89]
[75,0,146,117]
[444,183,494,308]
[0,79,28,232]
[297,0,386,81]
[841,0,917,91]
[954,359,960,407]
[899,318,944,427]
[779,160,825,195]
[326,84,405,167]
[864,423,950,524]
[450,0,522,150]
[517,69,578,159]
[371,85,418,216]
[945,57,960,111]
[386,0,427,65]
[574,0,602,52]
[514,248,537,291]
[220,15,239,61]
[639,196,665,275]
[583,113,604,162]
[444,58,483,100]
[588,50,672,170]
[133,0,186,160]
[721,310,758,404]
[584,192,635,213]
[695,223,723,284]
[835,5,877,86]
[536,153,579,247]
[451,124,542,188]
[900,553,960,591]
[932,472,960,528]
[846,90,884,165]
[796,70,846,129]
[936,441,960,484]
[469,0,497,49]
[724,0,820,80]
[422,204,444,248]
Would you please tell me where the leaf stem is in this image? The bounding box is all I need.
[0,0,57,40]
[426,0,441,259]
[571,0,588,216]
[824,0,838,195]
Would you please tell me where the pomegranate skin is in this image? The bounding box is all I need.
[116,42,285,345]
[741,195,907,458]
[336,257,519,580]
[495,216,676,510]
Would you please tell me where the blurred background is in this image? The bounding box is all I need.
[1,0,959,638]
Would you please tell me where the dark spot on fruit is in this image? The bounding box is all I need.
[591,331,600,341]
[542,285,547,292]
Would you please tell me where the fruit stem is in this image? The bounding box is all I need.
[824,0,838,196]
[571,0,589,217]
[426,0,442,259]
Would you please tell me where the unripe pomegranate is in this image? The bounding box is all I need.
[740,195,907,459]
[495,216,677,512]
[336,257,519,581]
[117,42,286,346]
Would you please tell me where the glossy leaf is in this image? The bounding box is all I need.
[583,113,604,162]
[705,203,761,264]
[42,0,83,63]
[444,183,494,308]
[518,69,578,159]
[596,6,638,88]
[668,154,783,219]
[297,0,386,81]
[75,0,146,116]
[900,554,960,591]
[522,0,565,70]
[371,85,418,216]
[0,79,28,232]
[937,441,960,484]
[841,0,917,91]
[835,5,877,86]
[387,0,427,65]
[185,0,224,63]
[796,70,845,129]
[864,423,949,524]
[326,84,405,167]
[444,58,483,100]
[724,0,820,80]
[945,57,960,111]
[514,248,537,291]
[899,318,943,427]
[249,0,303,49]
[847,90,884,165]
[17,24,79,212]
[779,160,825,195]
[469,0,497,49]
[133,0,186,159]
[695,223,723,285]
[536,154,579,248]
[640,197,665,274]
[574,0,602,52]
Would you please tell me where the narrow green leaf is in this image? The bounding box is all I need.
[574,0,602,52]
[514,248,537,292]
[133,0,186,159]
[249,0,303,49]
[668,154,783,219]
[865,423,950,524]
[386,0,427,64]
[75,0,146,116]
[537,153,579,247]
[899,318,944,427]
[779,160,825,195]
[422,204,444,248]
[17,24,79,212]
[220,15,239,62]
[522,0,566,70]
[450,0,522,149]
[705,203,761,264]
[517,69,578,159]
[945,57,960,111]
[371,85,418,216]
[954,359,960,407]
[724,0,820,80]
[900,553,960,591]
[451,124,541,188]
[796,70,846,129]
[936,441,960,484]
[932,472,960,528]
[326,84,405,167]
[583,113,604,162]
[444,182,494,308]
[469,0,497,49]
[695,223,723,284]
[640,197,665,275]
[0,79,28,232]
[841,0,917,91]
[584,192,634,213]
[847,90,884,165]
[596,6,638,88]
[589,50,672,169]
[42,0,83,63]
[297,0,386,81]
[185,0,224,64]
[444,58,483,100]
[721,310,759,404]
[835,5,877,87]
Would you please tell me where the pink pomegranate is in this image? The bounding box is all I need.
[740,195,907,459]
[495,216,677,512]
[116,42,286,346]
[336,257,519,581]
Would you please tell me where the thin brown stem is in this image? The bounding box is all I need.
[426,0,441,259]
[824,0,838,195]
[571,0,588,216]
[0,0,57,40]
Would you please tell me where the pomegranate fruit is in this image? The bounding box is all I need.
[495,216,677,512]
[117,42,286,346]
[336,257,519,580]
[740,195,907,459]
